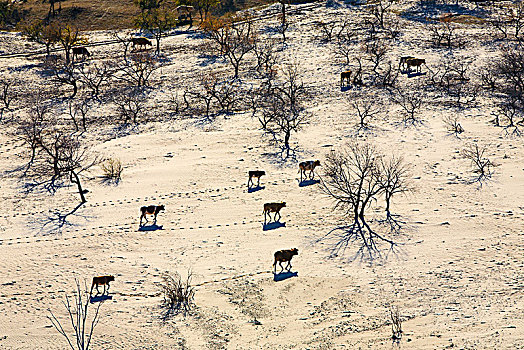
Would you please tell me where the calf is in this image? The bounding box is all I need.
[248,170,265,188]
[140,204,165,226]
[273,248,298,273]
[340,70,352,87]
[90,275,114,296]
[263,202,286,223]
[72,47,90,61]
[299,160,321,182]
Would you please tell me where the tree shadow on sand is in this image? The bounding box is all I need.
[34,202,93,235]
[315,223,407,264]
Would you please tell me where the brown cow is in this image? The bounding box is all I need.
[340,70,352,87]
[131,37,153,51]
[406,58,425,73]
[90,275,114,296]
[140,205,165,226]
[263,202,286,223]
[273,248,298,273]
[72,47,90,61]
[248,170,265,188]
[299,160,321,182]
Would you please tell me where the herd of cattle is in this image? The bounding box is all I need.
[90,160,322,297]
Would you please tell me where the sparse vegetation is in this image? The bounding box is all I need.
[47,280,104,350]
[159,271,196,319]
[100,158,124,184]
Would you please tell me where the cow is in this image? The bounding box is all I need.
[299,160,321,182]
[248,170,265,188]
[273,248,298,273]
[263,202,286,224]
[140,204,165,226]
[72,47,90,62]
[406,58,425,73]
[90,275,115,296]
[131,37,153,51]
[340,70,352,87]
[399,56,415,71]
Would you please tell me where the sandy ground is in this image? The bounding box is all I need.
[0,1,523,349]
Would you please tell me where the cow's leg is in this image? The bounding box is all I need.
[279,261,284,273]
[248,176,252,188]
[140,213,144,226]
[95,284,100,296]
[90,283,95,296]
[276,211,281,222]
[264,211,267,224]
[106,282,111,294]
[257,176,261,187]
[287,261,292,271]
[153,213,157,225]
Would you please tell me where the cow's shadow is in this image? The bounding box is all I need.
[90,295,112,303]
[248,185,265,193]
[298,179,320,187]
[263,221,286,231]
[138,224,163,231]
[340,85,352,92]
[406,71,426,78]
[273,271,298,282]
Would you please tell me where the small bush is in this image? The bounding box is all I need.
[159,271,195,319]
[100,158,123,184]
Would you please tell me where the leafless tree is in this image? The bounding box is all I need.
[490,1,524,40]
[389,306,403,343]
[51,62,80,99]
[117,53,158,88]
[19,116,96,203]
[315,20,339,43]
[113,32,134,62]
[68,99,90,132]
[429,22,465,49]
[443,115,465,136]
[252,39,279,77]
[333,38,355,66]
[391,87,425,125]
[0,79,14,121]
[114,88,147,124]
[352,99,380,134]
[47,279,104,350]
[78,61,116,100]
[202,16,257,78]
[257,64,310,158]
[319,143,411,260]
[378,155,412,223]
[159,270,195,320]
[495,98,523,136]
[200,74,243,115]
[366,0,394,29]
[363,39,389,73]
[461,143,495,184]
